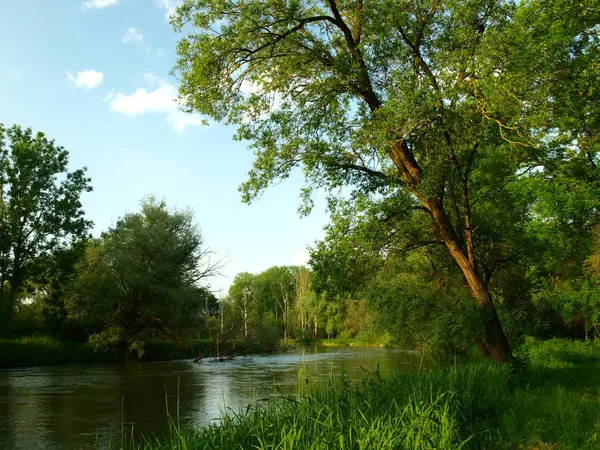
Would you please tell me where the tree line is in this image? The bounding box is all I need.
[0,124,221,357]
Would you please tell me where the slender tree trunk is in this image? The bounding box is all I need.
[426,198,511,363]
[282,292,288,341]
[242,291,249,340]
[220,304,224,334]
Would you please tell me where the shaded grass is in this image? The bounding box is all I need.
[0,336,118,369]
[112,338,600,450]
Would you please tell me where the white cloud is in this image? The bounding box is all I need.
[106,75,205,133]
[67,70,104,90]
[154,0,182,21]
[122,27,143,44]
[107,83,177,115]
[167,111,206,133]
[6,70,23,79]
[292,249,310,266]
[83,0,118,8]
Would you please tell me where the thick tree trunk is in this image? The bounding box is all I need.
[426,198,511,363]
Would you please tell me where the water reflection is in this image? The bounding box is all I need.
[0,346,431,449]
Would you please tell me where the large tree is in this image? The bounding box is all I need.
[172,0,599,361]
[0,124,91,336]
[68,198,218,356]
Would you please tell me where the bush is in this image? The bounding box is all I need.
[516,336,600,368]
[278,338,296,351]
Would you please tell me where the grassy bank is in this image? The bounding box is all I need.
[296,338,388,348]
[0,336,118,369]
[116,338,600,449]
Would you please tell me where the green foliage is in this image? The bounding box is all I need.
[171,0,600,361]
[278,338,296,351]
[0,123,92,336]
[517,337,600,369]
[67,198,216,357]
[367,272,483,356]
[252,311,282,350]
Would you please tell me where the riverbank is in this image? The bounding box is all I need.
[296,338,389,348]
[0,335,393,369]
[0,336,118,369]
[124,338,600,450]
[0,336,268,369]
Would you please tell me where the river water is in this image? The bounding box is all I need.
[0,346,431,450]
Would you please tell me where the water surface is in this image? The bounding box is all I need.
[0,346,431,449]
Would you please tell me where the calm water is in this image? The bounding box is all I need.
[0,346,431,450]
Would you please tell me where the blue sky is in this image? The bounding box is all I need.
[0,0,329,295]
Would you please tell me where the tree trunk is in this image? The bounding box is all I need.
[220,305,224,334]
[282,292,288,341]
[243,292,248,340]
[426,198,511,363]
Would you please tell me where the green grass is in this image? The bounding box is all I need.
[0,336,117,369]
[297,338,388,348]
[112,338,600,450]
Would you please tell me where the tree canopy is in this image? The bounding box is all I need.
[67,198,218,356]
[0,124,91,336]
[172,0,600,361]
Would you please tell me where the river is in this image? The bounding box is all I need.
[0,346,432,450]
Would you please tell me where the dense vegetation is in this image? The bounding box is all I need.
[172,0,599,362]
[1,0,599,447]
[1,0,600,368]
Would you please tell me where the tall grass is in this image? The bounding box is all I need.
[110,338,600,450]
